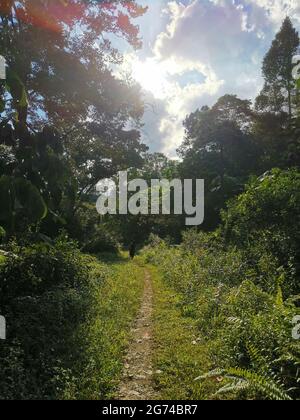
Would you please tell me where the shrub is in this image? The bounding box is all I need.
[0,237,90,303]
[68,204,120,254]
[0,237,105,399]
[221,169,300,294]
[81,226,120,254]
[143,229,300,400]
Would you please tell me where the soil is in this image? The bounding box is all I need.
[117,270,158,400]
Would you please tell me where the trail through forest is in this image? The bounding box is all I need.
[117,270,158,400]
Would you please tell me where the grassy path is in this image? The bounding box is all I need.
[65,255,145,400]
[117,270,158,400]
[149,266,212,400]
[114,262,212,400]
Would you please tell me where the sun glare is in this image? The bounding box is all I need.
[132,58,169,99]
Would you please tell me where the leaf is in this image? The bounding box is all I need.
[14,178,47,221]
[0,176,48,228]
[6,68,28,109]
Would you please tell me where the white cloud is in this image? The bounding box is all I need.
[121,49,224,157]
[122,0,300,157]
[249,0,300,25]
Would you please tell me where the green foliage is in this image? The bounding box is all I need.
[0,241,144,400]
[143,227,300,400]
[0,226,5,242]
[222,169,300,294]
[5,68,28,123]
[0,0,148,401]
[222,169,300,243]
[149,266,213,400]
[256,17,299,117]
[179,95,258,229]
[199,344,294,400]
[0,237,92,399]
[0,4,299,401]
[199,367,292,400]
[81,226,120,255]
[0,237,88,301]
[0,0,148,242]
[0,175,47,233]
[70,204,120,255]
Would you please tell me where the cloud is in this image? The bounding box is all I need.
[121,50,223,157]
[249,0,300,25]
[153,0,270,87]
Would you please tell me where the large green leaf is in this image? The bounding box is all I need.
[14,178,48,222]
[0,176,47,229]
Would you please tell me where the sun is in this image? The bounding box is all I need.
[131,58,170,99]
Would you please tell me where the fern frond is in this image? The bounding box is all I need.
[247,343,271,375]
[225,367,292,400]
[215,379,250,395]
[197,367,292,400]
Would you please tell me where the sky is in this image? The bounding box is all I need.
[118,0,300,158]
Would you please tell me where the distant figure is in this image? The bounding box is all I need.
[129,242,136,260]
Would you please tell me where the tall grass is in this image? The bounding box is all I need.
[143,232,300,400]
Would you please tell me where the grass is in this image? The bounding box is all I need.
[62,254,145,400]
[148,266,215,400]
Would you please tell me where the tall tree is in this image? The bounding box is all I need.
[179,95,259,228]
[0,0,148,238]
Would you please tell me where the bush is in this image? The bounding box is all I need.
[208,281,300,399]
[68,204,120,254]
[0,237,105,399]
[0,237,144,400]
[0,238,91,303]
[81,226,120,254]
[221,169,300,295]
[143,229,300,400]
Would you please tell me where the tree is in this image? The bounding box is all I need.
[102,154,183,248]
[0,1,148,239]
[179,95,259,228]
[253,18,300,170]
[0,1,146,127]
[256,17,299,119]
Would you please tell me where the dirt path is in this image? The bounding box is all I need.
[117,270,158,400]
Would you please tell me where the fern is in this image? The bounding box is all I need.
[197,367,292,400]
[197,345,293,400]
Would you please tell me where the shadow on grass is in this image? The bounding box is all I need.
[96,251,130,264]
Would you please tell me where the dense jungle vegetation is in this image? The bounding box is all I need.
[0,1,299,400]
